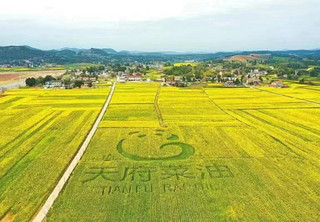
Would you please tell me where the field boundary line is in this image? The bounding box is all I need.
[154,85,165,127]
[32,82,117,222]
[201,88,250,127]
[254,88,320,106]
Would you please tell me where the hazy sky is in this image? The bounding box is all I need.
[1,0,319,52]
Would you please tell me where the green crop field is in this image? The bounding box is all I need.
[0,87,110,222]
[44,83,320,221]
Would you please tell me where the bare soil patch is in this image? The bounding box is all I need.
[0,74,19,81]
[0,70,65,85]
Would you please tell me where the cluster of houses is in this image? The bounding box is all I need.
[221,69,270,87]
[118,72,143,83]
[77,76,99,86]
[115,68,285,88]
[117,72,176,84]
[44,80,64,89]
[219,68,284,88]
[44,76,99,89]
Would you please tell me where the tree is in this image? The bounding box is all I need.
[259,76,263,82]
[25,77,36,87]
[43,75,56,83]
[310,67,319,77]
[74,80,83,88]
[37,76,44,85]
[217,74,222,82]
[186,75,192,82]
[241,75,245,83]
[64,78,71,87]
[234,78,241,85]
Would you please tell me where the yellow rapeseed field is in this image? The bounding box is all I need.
[46,83,320,221]
[0,87,110,222]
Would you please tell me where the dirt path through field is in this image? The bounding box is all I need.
[154,85,165,127]
[32,81,117,222]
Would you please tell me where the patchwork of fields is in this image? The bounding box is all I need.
[45,83,320,221]
[0,88,110,221]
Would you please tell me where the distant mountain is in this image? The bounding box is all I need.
[102,48,118,54]
[78,48,108,57]
[60,47,118,54]
[51,49,77,56]
[23,45,42,51]
[60,47,87,53]
[1,45,320,65]
[0,46,46,60]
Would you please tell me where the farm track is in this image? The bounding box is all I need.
[32,82,117,222]
[154,85,165,127]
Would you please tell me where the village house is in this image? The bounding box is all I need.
[128,74,142,82]
[44,80,64,89]
[224,81,235,87]
[166,80,176,86]
[269,80,285,88]
[148,63,163,69]
[154,78,164,82]
[246,78,262,86]
[81,77,90,81]
[206,76,214,81]
[83,81,92,87]
[118,71,128,77]
[118,76,127,83]
[248,69,268,77]
[223,76,237,81]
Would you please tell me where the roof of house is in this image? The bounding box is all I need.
[128,75,142,78]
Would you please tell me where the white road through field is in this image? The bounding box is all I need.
[32,81,117,222]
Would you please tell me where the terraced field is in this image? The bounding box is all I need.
[46,83,320,221]
[0,87,110,221]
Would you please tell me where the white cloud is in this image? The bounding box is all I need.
[0,0,309,23]
[2,0,216,22]
[0,0,319,51]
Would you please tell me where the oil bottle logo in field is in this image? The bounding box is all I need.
[117,129,195,161]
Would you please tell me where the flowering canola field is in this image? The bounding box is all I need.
[46,83,320,221]
[0,87,110,221]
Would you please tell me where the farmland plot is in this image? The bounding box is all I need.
[47,83,320,221]
[100,83,160,128]
[0,88,110,221]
